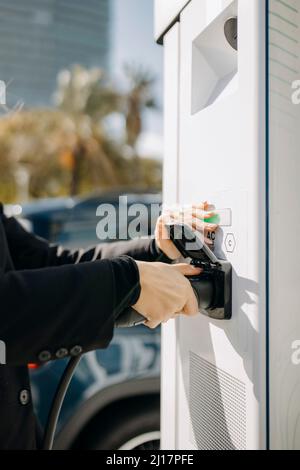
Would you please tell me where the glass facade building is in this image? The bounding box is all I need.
[0,0,110,107]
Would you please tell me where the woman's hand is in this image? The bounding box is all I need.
[155,202,218,260]
[133,261,202,329]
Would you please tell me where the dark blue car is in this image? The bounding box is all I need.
[7,191,162,450]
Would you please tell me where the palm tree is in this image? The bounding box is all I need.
[123,64,158,183]
[54,65,123,195]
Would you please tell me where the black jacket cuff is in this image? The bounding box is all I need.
[149,239,173,264]
[111,256,141,319]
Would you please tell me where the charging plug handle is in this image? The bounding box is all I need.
[189,260,232,320]
[116,260,232,328]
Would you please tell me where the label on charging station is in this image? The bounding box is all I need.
[207,209,232,227]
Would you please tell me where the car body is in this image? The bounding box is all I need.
[6,191,162,449]
[9,190,162,249]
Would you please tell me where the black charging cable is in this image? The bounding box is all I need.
[42,355,82,450]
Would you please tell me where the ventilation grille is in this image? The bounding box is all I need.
[189,352,246,450]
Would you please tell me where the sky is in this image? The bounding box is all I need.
[111,0,164,158]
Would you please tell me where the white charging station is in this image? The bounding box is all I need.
[156,0,300,450]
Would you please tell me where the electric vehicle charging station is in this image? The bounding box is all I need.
[156,0,300,450]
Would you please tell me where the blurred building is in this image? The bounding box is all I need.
[0,0,111,108]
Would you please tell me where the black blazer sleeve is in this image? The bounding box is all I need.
[3,214,170,270]
[0,208,160,366]
[0,258,117,366]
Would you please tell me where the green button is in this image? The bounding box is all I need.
[204,214,220,224]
